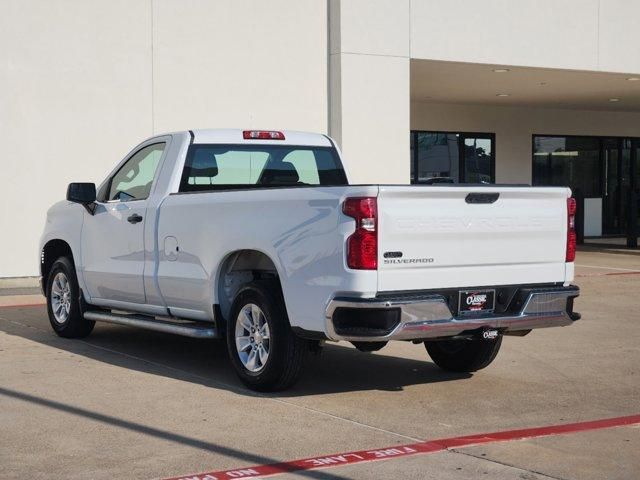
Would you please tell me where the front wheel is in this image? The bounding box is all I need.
[46,257,95,338]
[226,281,310,392]
[425,335,502,373]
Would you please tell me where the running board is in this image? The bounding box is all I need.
[83,311,218,339]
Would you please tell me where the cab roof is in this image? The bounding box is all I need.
[189,129,333,147]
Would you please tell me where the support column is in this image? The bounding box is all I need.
[328,0,411,184]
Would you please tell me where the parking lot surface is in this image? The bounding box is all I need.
[1,250,639,479]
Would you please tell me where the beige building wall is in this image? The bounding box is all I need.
[0,0,329,278]
[0,0,153,278]
[328,0,410,184]
[152,0,328,133]
[410,0,640,73]
[411,102,640,184]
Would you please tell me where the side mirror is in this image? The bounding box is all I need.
[67,183,97,214]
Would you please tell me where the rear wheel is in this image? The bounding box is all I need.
[425,335,502,373]
[46,257,95,338]
[226,281,310,392]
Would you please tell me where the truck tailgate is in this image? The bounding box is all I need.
[377,186,571,292]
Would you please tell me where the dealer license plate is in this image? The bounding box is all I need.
[458,289,496,315]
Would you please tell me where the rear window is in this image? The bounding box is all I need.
[178,145,348,192]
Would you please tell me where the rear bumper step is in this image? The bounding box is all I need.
[84,311,218,339]
[325,285,579,342]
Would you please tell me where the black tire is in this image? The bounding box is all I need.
[46,257,95,338]
[226,281,309,392]
[425,335,502,373]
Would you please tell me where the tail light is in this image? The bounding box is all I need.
[343,197,378,270]
[242,130,285,140]
[566,197,577,262]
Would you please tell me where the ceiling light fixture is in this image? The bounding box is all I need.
[492,68,510,73]
[626,77,640,82]
[496,93,510,97]
[609,98,620,102]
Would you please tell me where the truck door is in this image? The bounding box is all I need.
[81,143,166,304]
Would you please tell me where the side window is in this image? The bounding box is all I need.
[107,143,165,201]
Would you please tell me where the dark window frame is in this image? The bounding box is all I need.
[410,130,496,184]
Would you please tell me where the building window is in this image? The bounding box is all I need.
[410,131,495,184]
[532,136,601,197]
[532,135,640,237]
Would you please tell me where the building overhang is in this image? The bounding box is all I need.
[411,59,640,112]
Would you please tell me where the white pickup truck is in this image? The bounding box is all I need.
[40,129,580,391]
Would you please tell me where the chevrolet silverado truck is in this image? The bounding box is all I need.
[39,129,580,391]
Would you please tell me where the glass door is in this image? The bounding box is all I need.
[411,131,495,184]
[462,134,494,183]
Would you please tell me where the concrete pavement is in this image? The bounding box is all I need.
[1,250,639,479]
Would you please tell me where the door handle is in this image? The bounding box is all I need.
[127,213,143,224]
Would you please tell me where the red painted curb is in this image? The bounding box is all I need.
[165,414,640,480]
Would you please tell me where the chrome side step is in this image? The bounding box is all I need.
[84,311,218,339]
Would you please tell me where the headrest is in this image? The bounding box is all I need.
[189,166,219,178]
[260,162,299,185]
[189,151,219,178]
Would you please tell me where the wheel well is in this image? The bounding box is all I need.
[217,250,280,323]
[41,240,73,283]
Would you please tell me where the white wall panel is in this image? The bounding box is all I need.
[0,0,152,277]
[598,0,640,73]
[333,0,409,57]
[411,0,600,71]
[152,0,327,134]
[329,0,410,184]
[0,0,328,277]
[338,54,410,183]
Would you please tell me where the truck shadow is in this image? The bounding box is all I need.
[0,306,471,398]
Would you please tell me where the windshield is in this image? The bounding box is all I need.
[179,144,348,192]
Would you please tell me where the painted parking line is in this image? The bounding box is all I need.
[164,414,640,480]
[575,263,640,278]
[576,264,640,271]
[576,271,640,278]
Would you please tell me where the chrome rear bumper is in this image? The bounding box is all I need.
[325,286,579,342]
